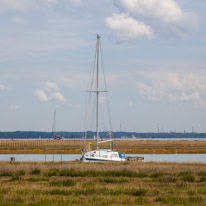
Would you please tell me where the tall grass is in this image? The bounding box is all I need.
[0,161,205,205]
[58,169,148,178]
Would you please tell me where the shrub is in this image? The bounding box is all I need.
[150,172,164,178]
[183,175,195,182]
[16,170,25,176]
[136,172,148,178]
[11,175,21,181]
[49,179,75,187]
[178,171,191,176]
[198,171,206,176]
[47,169,59,177]
[49,181,62,186]
[199,176,206,182]
[130,188,147,196]
[30,168,41,175]
[62,179,75,187]
[0,171,12,176]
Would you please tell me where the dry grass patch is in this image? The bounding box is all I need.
[1,139,206,154]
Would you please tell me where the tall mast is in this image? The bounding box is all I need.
[96,34,100,150]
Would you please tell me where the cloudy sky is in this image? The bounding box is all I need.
[0,0,206,133]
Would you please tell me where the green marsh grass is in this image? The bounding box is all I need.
[182,175,195,182]
[178,171,192,176]
[198,171,206,176]
[0,171,12,176]
[30,168,41,175]
[199,176,206,182]
[0,161,205,205]
[100,177,129,184]
[26,177,49,182]
[50,179,75,187]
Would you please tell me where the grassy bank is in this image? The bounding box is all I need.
[0,140,206,154]
[0,161,206,205]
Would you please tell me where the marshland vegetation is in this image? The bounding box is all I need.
[0,161,206,205]
[0,140,206,154]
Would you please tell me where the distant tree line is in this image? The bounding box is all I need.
[0,131,206,139]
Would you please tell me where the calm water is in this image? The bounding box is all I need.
[0,154,206,163]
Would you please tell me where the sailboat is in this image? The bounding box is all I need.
[81,34,126,162]
[52,109,62,140]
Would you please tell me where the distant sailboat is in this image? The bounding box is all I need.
[52,109,62,140]
[81,35,125,162]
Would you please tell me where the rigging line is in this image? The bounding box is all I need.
[83,60,96,147]
[83,41,97,140]
[99,98,106,136]
[100,41,113,133]
[83,40,98,149]
[90,94,96,134]
[86,39,98,92]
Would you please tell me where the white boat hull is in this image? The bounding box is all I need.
[82,149,126,162]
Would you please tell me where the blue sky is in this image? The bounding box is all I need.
[0,0,206,132]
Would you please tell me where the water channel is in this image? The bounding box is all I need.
[0,154,205,163]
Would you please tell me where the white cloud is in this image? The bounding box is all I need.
[113,0,199,38]
[180,92,206,106]
[169,92,206,107]
[12,16,27,25]
[53,92,66,102]
[34,89,50,102]
[35,82,67,102]
[105,13,155,41]
[45,81,59,91]
[0,84,5,90]
[9,104,18,110]
[135,71,206,106]
[117,0,183,23]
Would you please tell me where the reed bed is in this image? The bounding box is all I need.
[0,161,205,205]
[0,140,206,154]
